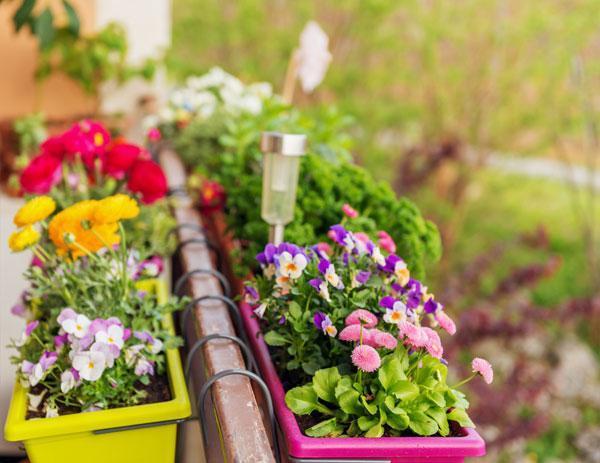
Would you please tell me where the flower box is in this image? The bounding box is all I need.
[4,279,191,463]
[240,300,486,462]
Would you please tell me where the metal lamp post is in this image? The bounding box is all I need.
[259,131,307,245]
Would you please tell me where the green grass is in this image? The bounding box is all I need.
[408,167,598,307]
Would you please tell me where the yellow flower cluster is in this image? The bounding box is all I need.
[8,196,56,252]
[48,194,139,259]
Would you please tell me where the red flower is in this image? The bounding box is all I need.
[127,159,167,204]
[40,134,69,160]
[20,153,62,194]
[198,180,226,214]
[66,120,111,170]
[102,142,143,179]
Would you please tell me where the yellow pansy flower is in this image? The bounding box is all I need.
[93,194,140,224]
[13,196,56,227]
[8,226,40,252]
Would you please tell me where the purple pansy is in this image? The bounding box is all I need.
[424,298,441,314]
[244,285,259,304]
[313,312,327,330]
[354,270,371,286]
[39,351,58,370]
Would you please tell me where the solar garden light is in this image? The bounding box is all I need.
[260,131,307,245]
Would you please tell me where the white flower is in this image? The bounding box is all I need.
[296,21,332,93]
[324,265,343,290]
[62,314,91,339]
[125,344,145,366]
[45,405,59,418]
[317,281,331,302]
[60,370,78,393]
[371,246,386,266]
[278,252,308,279]
[27,390,46,411]
[91,342,117,368]
[394,261,410,286]
[148,338,163,355]
[29,363,44,386]
[247,82,273,98]
[383,301,408,325]
[95,324,124,350]
[72,351,106,381]
[254,303,267,319]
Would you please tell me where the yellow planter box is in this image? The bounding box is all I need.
[4,279,191,463]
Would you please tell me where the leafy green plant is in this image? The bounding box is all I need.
[174,92,439,278]
[286,352,473,438]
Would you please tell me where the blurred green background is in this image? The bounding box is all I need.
[167,1,599,461]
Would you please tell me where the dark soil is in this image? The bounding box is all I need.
[26,373,171,419]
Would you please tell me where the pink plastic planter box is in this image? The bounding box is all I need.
[240,301,486,462]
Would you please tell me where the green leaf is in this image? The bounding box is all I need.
[385,405,409,431]
[13,0,35,32]
[34,8,54,50]
[263,330,288,346]
[338,389,362,415]
[334,376,353,399]
[357,415,378,431]
[426,408,450,436]
[378,355,406,390]
[313,367,341,403]
[408,411,438,436]
[305,418,343,437]
[285,385,319,415]
[288,301,302,319]
[388,380,419,401]
[62,0,80,36]
[361,395,378,415]
[447,408,475,428]
[426,391,446,408]
[365,423,384,438]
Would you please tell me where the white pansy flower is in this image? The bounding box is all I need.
[60,370,78,393]
[95,324,124,350]
[62,314,91,339]
[278,252,308,279]
[72,351,106,381]
[371,246,386,266]
[383,301,408,325]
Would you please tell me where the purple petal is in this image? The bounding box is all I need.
[313,312,327,330]
[379,296,396,309]
[355,271,371,284]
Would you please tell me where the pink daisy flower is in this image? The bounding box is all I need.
[345,309,378,328]
[351,345,381,372]
[371,329,398,350]
[435,311,456,335]
[472,357,493,384]
[398,321,428,348]
[377,230,397,254]
[342,203,359,219]
[422,327,443,359]
[338,324,362,342]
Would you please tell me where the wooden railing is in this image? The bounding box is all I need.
[159,147,276,463]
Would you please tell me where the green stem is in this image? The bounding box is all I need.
[450,373,477,389]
